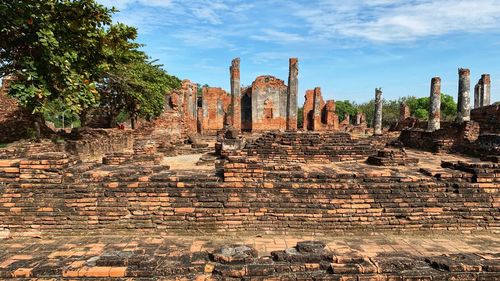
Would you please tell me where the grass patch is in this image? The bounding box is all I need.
[0,143,7,148]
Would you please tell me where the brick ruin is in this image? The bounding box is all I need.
[0,61,499,280]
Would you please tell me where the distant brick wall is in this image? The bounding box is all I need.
[399,121,480,153]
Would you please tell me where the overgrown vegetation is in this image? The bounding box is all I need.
[0,0,180,129]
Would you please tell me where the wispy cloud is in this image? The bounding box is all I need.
[291,0,500,43]
[251,29,304,44]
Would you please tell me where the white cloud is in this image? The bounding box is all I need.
[251,29,304,43]
[292,0,500,42]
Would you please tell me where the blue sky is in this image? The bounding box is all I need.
[97,0,500,104]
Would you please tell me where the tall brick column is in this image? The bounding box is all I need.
[286,58,299,131]
[457,68,471,123]
[312,87,322,131]
[428,77,441,132]
[230,58,241,130]
[480,74,491,107]
[373,88,383,135]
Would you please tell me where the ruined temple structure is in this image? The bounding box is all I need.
[240,58,299,132]
[199,86,232,134]
[303,87,339,131]
[241,75,288,132]
[1,62,500,281]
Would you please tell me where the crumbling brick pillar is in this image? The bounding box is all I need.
[428,77,441,132]
[324,100,339,130]
[373,88,383,135]
[480,74,491,107]
[286,58,298,131]
[399,103,410,121]
[230,58,241,130]
[355,112,362,125]
[312,87,322,131]
[344,113,350,124]
[457,68,471,123]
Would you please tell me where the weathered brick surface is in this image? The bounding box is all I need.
[0,237,498,280]
[303,88,339,131]
[1,133,498,235]
[471,104,500,135]
[245,75,288,132]
[200,87,231,135]
[399,121,481,153]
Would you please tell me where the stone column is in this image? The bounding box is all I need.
[230,58,241,130]
[474,81,481,109]
[373,88,383,135]
[428,77,441,132]
[480,74,491,107]
[286,58,299,131]
[312,87,322,131]
[457,68,471,123]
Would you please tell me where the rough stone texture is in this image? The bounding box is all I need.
[247,75,288,132]
[373,88,383,135]
[428,77,441,132]
[399,102,410,121]
[230,58,242,131]
[200,86,231,135]
[457,68,471,123]
[286,58,299,131]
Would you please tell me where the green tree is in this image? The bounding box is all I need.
[0,0,115,118]
[405,94,457,121]
[101,59,181,128]
[98,23,180,128]
[335,100,358,122]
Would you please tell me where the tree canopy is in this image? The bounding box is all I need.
[0,0,180,128]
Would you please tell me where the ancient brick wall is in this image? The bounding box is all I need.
[65,128,134,162]
[471,104,500,134]
[200,87,231,135]
[1,133,498,236]
[250,76,287,131]
[0,154,498,236]
[399,121,480,153]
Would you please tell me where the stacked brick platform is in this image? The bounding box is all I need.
[1,142,499,236]
[241,132,376,163]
